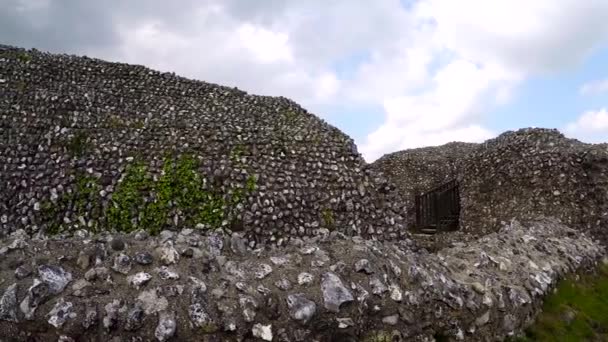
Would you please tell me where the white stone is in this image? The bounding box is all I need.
[252,323,273,341]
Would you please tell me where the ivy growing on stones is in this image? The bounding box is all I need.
[107,153,256,235]
[66,131,91,157]
[321,208,335,229]
[39,153,257,236]
[40,172,102,235]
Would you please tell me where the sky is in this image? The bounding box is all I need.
[1,0,607,162]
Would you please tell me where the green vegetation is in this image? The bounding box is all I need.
[106,115,145,129]
[40,150,257,236]
[321,208,335,229]
[40,172,102,235]
[510,263,608,342]
[0,50,32,63]
[66,131,91,157]
[16,52,32,63]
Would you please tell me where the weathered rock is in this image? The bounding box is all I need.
[47,299,73,328]
[287,293,316,325]
[111,253,132,275]
[134,252,154,265]
[252,323,273,341]
[0,284,18,322]
[38,265,72,294]
[155,311,177,341]
[128,272,152,288]
[321,272,354,313]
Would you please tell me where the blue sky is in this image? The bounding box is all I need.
[1,0,607,161]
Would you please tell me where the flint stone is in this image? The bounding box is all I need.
[38,265,72,294]
[297,272,314,286]
[157,244,179,265]
[321,272,354,313]
[0,284,18,322]
[155,311,177,342]
[15,265,32,279]
[370,277,388,295]
[254,263,273,279]
[129,272,152,288]
[252,323,273,341]
[125,304,145,331]
[47,299,73,328]
[112,253,132,275]
[156,266,180,280]
[138,289,169,315]
[354,259,373,274]
[135,252,154,265]
[189,302,216,331]
[287,293,316,325]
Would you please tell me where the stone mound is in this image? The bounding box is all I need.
[372,128,608,244]
[460,128,607,239]
[0,45,407,243]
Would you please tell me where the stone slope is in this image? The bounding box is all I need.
[0,45,407,242]
[0,219,603,341]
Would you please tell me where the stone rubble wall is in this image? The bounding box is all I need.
[0,218,604,341]
[370,128,608,244]
[369,143,477,225]
[0,45,407,242]
[458,129,608,242]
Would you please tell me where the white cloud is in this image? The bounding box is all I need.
[580,78,608,95]
[564,108,608,143]
[360,0,608,161]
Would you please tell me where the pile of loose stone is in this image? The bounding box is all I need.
[0,218,604,341]
[0,45,407,242]
[371,128,608,245]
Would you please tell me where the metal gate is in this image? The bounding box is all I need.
[414,179,460,233]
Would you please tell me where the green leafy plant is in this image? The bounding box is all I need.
[66,131,90,157]
[321,208,335,229]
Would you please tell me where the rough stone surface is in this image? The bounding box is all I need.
[371,129,608,245]
[0,45,409,243]
[0,218,604,341]
[1,45,607,342]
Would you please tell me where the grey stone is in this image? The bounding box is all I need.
[297,272,314,286]
[321,272,354,313]
[15,265,32,279]
[128,272,152,288]
[157,244,179,265]
[155,311,177,342]
[382,314,399,325]
[38,265,72,294]
[138,289,169,315]
[135,251,154,265]
[125,304,145,331]
[370,277,388,296]
[254,263,273,279]
[354,259,373,274]
[287,293,316,325]
[47,299,73,328]
[252,323,273,341]
[111,253,132,275]
[0,284,18,322]
[156,266,180,280]
[275,278,292,291]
